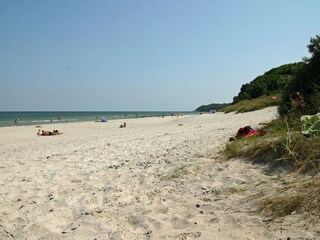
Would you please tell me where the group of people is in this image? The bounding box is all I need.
[37,129,62,136]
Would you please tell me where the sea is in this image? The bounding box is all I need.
[0,111,195,127]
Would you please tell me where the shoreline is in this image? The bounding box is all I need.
[0,111,193,128]
[0,113,190,130]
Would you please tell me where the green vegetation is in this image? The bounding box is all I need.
[225,118,320,173]
[279,34,320,116]
[195,62,303,114]
[224,35,320,168]
[223,34,320,223]
[221,95,280,113]
[195,103,229,112]
[233,62,305,104]
[199,61,304,115]
[219,62,303,114]
[197,36,319,115]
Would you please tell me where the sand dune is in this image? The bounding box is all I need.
[0,107,318,239]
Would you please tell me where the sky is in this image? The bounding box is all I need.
[0,0,320,111]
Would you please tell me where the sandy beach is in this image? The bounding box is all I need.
[0,107,318,239]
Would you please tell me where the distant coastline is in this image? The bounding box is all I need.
[0,111,195,127]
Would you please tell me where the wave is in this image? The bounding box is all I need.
[31,119,78,123]
[32,120,57,123]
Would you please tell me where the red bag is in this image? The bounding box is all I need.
[237,126,257,137]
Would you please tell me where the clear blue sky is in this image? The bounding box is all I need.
[1,0,319,111]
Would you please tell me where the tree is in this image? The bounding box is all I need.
[307,34,320,58]
[279,34,320,116]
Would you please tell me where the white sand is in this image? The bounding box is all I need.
[0,107,318,239]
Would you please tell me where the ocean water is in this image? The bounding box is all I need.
[0,111,194,127]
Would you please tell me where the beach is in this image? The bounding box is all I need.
[0,107,318,239]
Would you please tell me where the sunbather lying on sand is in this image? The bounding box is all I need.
[37,129,63,136]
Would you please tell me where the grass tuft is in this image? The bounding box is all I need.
[257,176,320,223]
[160,165,189,181]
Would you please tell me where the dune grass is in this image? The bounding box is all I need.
[221,95,281,113]
[225,117,320,173]
[224,116,320,222]
[160,165,190,181]
[257,176,320,223]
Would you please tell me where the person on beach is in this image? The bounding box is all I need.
[290,92,306,108]
[37,129,63,136]
[289,92,306,118]
[14,118,19,125]
[119,122,126,128]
